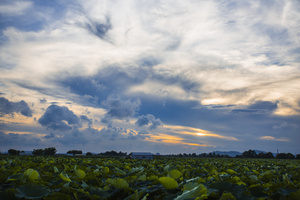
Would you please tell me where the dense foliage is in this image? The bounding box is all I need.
[0,156,299,200]
[67,150,83,155]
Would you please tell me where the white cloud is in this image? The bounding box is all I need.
[0,1,32,15]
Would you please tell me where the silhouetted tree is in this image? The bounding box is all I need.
[296,154,300,159]
[8,149,20,155]
[265,152,274,158]
[44,147,57,155]
[276,153,295,159]
[287,153,295,159]
[32,149,44,155]
[67,150,82,155]
[242,149,257,158]
[86,152,93,156]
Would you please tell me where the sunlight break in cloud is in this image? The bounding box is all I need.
[164,125,239,141]
[145,133,213,148]
[259,136,290,142]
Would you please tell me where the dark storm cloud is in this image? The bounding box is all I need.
[232,101,278,114]
[127,129,150,140]
[58,61,200,107]
[135,114,163,129]
[38,105,80,131]
[80,115,92,126]
[0,97,32,117]
[56,128,88,145]
[59,65,148,105]
[102,97,141,120]
[0,131,42,147]
[43,132,55,139]
[40,98,47,104]
[98,127,127,141]
[84,15,112,41]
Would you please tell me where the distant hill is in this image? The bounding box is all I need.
[212,151,242,157]
[253,150,266,154]
[212,150,277,157]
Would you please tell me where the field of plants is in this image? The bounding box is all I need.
[0,156,299,200]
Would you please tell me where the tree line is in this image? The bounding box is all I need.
[2,148,300,159]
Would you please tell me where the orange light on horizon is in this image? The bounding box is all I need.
[164,125,238,140]
[145,133,213,147]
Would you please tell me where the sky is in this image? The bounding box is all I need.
[0,0,299,154]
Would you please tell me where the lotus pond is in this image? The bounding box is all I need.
[0,156,299,199]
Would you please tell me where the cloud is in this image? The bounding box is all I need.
[40,98,47,104]
[232,101,278,114]
[0,97,33,117]
[56,128,88,145]
[0,1,32,15]
[259,136,289,142]
[135,114,163,129]
[98,127,127,141]
[81,14,112,41]
[102,97,141,121]
[80,115,92,126]
[0,131,42,148]
[127,129,150,140]
[43,132,55,139]
[273,122,288,129]
[38,105,80,131]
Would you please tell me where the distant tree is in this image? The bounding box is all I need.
[276,153,288,159]
[119,151,127,156]
[44,147,57,155]
[99,150,128,157]
[201,153,207,158]
[21,150,25,153]
[32,149,44,155]
[67,150,82,155]
[86,152,93,156]
[265,152,274,158]
[242,149,257,158]
[286,153,295,159]
[296,154,300,159]
[8,149,20,155]
[276,153,295,159]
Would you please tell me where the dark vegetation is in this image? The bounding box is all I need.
[4,148,299,159]
[32,147,57,155]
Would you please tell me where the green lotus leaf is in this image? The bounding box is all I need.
[59,172,71,182]
[44,192,72,200]
[158,177,178,190]
[15,184,51,199]
[24,169,40,181]
[107,178,129,189]
[169,169,182,179]
[7,173,24,181]
[182,182,199,191]
[75,169,86,179]
[226,169,237,175]
[88,186,110,198]
[175,184,208,200]
[220,192,236,200]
